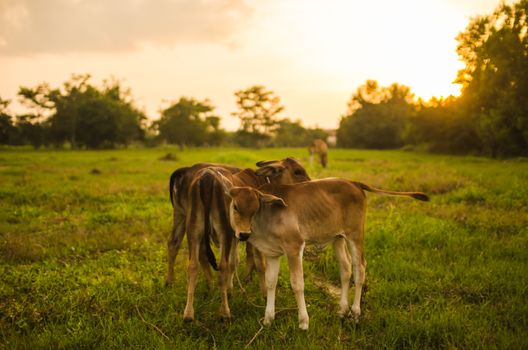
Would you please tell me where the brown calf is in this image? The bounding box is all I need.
[182,158,311,322]
[210,173,428,330]
[166,163,240,286]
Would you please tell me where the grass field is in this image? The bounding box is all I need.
[1,147,527,349]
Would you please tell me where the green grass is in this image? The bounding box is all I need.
[1,147,527,349]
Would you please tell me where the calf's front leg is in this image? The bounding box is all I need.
[286,247,309,330]
[263,256,280,326]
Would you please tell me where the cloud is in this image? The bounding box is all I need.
[0,0,253,55]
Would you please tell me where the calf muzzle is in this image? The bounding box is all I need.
[238,232,251,241]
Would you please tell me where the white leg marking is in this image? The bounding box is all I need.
[287,245,309,330]
[348,241,365,323]
[264,256,280,326]
[334,238,352,318]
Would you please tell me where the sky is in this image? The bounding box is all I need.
[0,0,502,130]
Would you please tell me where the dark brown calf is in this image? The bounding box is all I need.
[166,163,240,286]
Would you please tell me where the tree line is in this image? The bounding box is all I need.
[0,78,327,149]
[1,1,526,157]
[339,1,528,157]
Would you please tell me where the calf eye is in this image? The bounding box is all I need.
[294,169,304,175]
[233,204,239,212]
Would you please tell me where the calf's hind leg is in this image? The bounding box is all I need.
[199,240,214,289]
[333,237,352,318]
[217,233,234,319]
[166,213,185,285]
[347,238,366,323]
[183,227,202,322]
[182,198,204,322]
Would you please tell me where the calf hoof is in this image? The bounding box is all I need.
[351,307,361,324]
[220,308,232,322]
[299,320,309,330]
[263,316,274,326]
[220,313,232,323]
[338,308,351,319]
[183,309,195,323]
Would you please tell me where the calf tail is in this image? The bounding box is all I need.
[199,172,219,271]
[353,181,429,201]
[169,167,189,207]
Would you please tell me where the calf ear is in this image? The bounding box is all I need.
[259,193,287,207]
[255,164,285,177]
[256,159,278,167]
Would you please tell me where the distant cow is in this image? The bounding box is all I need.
[181,158,311,322]
[208,172,429,330]
[309,139,328,168]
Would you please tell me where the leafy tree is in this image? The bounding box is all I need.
[0,97,16,144]
[18,74,145,148]
[15,114,47,148]
[0,96,49,148]
[455,0,528,157]
[232,85,284,147]
[274,119,306,147]
[204,116,226,146]
[406,97,481,153]
[338,80,415,149]
[156,97,221,147]
[274,118,328,147]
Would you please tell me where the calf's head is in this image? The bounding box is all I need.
[207,170,287,241]
[256,157,310,185]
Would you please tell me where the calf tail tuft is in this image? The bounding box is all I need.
[411,192,430,202]
[200,172,219,271]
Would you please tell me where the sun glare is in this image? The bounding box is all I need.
[268,0,466,101]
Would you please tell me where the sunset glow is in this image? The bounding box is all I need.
[0,0,501,130]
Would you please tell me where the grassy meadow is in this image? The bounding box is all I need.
[0,147,527,349]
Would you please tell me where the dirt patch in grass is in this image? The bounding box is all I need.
[158,153,178,161]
